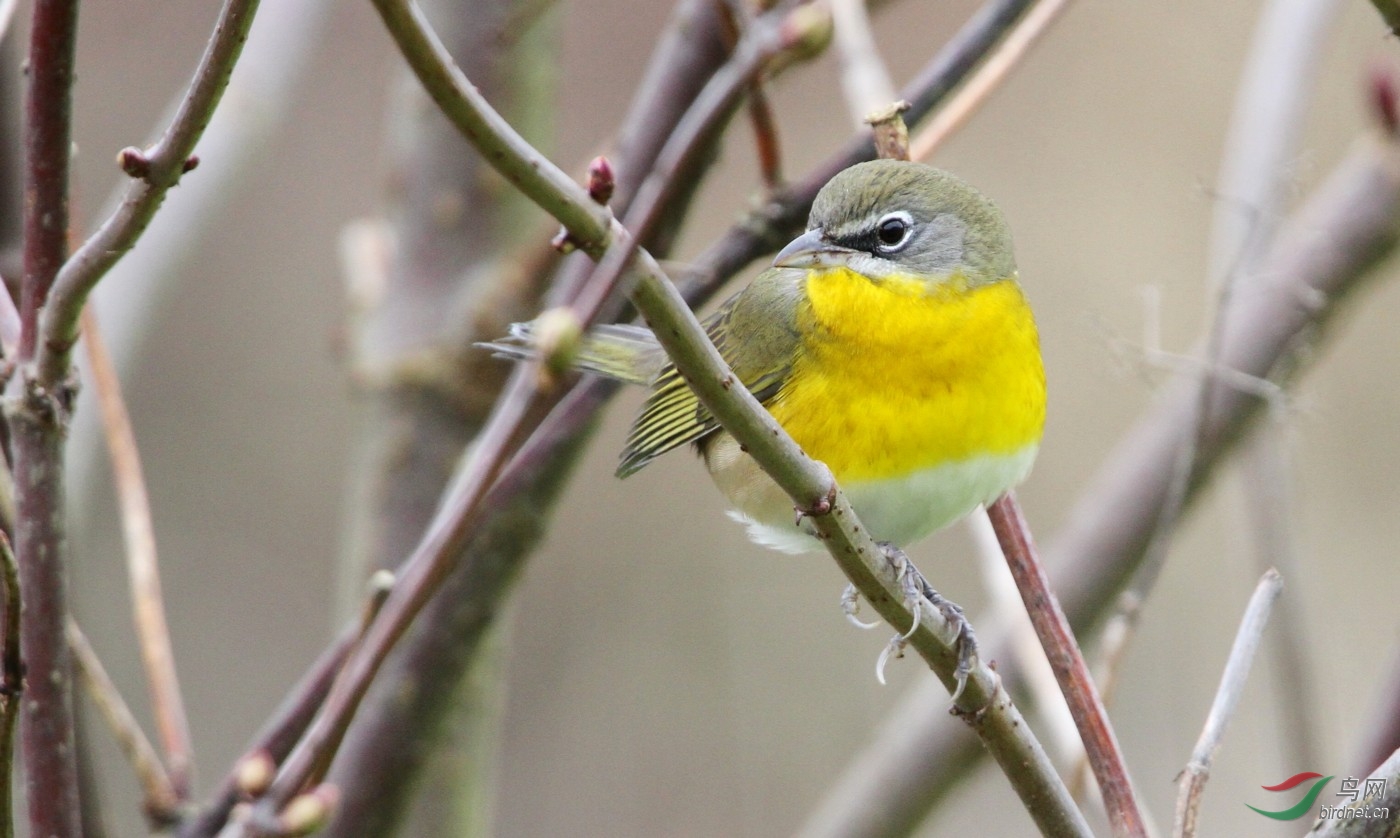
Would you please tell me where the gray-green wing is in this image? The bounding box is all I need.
[616,268,806,477]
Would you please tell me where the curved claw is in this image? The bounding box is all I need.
[841,585,880,630]
[875,634,908,686]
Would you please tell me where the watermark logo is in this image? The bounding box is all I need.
[1247,772,1391,822]
[1246,772,1333,820]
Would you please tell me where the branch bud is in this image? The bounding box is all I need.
[587,156,615,205]
[235,750,275,797]
[533,307,583,388]
[280,784,339,836]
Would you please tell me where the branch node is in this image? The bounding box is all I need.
[182,154,201,174]
[117,146,152,179]
[794,482,837,522]
[550,227,577,254]
[866,101,911,161]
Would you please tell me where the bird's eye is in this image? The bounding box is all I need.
[875,212,913,251]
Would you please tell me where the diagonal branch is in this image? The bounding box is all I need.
[987,493,1146,837]
[1173,569,1283,838]
[35,0,264,388]
[67,619,181,828]
[82,307,193,799]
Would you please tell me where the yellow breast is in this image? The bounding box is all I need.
[769,267,1045,483]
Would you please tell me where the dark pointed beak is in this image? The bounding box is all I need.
[772,228,856,268]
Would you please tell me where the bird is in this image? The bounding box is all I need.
[484,159,1045,554]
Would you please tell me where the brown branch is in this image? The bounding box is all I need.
[10,0,82,834]
[987,494,1146,838]
[35,0,264,389]
[66,619,180,828]
[82,307,193,799]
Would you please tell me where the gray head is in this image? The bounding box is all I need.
[774,160,1016,286]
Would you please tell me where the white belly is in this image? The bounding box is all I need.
[704,432,1038,554]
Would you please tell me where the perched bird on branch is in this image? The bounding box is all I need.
[485,160,1045,553]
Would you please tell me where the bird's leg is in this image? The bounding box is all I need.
[877,542,979,700]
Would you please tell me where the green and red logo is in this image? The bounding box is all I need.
[1247,772,1335,820]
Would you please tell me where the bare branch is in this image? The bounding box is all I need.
[36,0,264,388]
[1173,569,1283,838]
[67,619,181,828]
[10,0,82,832]
[909,0,1073,161]
[82,307,193,799]
[987,494,1147,838]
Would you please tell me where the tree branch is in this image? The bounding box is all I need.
[987,493,1146,837]
[35,0,264,388]
[1173,569,1283,838]
[67,619,180,828]
[10,0,82,833]
[82,307,193,800]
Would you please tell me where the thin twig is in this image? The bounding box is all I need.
[0,533,20,838]
[1173,569,1284,838]
[909,0,1072,161]
[82,307,194,799]
[35,0,265,388]
[987,494,1147,838]
[715,0,786,190]
[67,619,181,827]
[11,0,83,833]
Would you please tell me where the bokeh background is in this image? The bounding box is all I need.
[34,0,1400,834]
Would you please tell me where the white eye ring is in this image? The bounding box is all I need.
[874,211,915,253]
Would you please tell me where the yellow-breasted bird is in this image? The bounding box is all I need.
[486,159,1045,554]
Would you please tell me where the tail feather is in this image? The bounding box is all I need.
[476,321,664,386]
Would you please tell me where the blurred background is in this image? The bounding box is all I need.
[34,0,1400,834]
